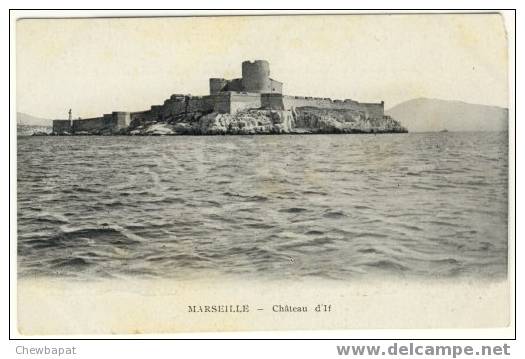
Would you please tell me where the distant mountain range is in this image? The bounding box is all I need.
[17,112,52,127]
[386,98,508,132]
[17,112,52,136]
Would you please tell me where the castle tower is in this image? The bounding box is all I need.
[209,78,228,95]
[241,60,271,93]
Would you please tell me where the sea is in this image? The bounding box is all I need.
[17,132,509,281]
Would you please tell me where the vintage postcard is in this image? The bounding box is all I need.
[13,11,514,336]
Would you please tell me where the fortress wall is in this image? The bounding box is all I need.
[72,112,130,132]
[203,95,219,112]
[72,116,106,132]
[225,78,244,92]
[260,94,384,118]
[52,120,71,133]
[210,78,228,95]
[137,94,219,120]
[357,103,384,118]
[261,93,285,109]
[161,97,186,117]
[229,93,261,113]
[280,96,384,117]
[269,79,283,94]
[130,110,153,123]
[343,99,360,106]
[150,105,163,119]
[112,112,130,129]
[208,92,261,114]
[211,93,231,114]
[187,96,214,113]
[262,94,339,110]
[282,96,335,109]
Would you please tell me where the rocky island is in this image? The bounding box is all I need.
[51,60,407,136]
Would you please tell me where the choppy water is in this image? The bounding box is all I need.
[17,132,508,280]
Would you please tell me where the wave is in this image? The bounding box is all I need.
[50,257,93,269]
[223,192,269,202]
[24,226,141,250]
[279,207,309,213]
[322,210,346,218]
[363,259,409,272]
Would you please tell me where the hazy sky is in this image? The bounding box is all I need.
[16,14,508,119]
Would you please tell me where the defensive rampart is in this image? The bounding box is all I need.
[261,94,384,118]
[52,112,130,134]
[129,91,385,126]
[52,120,72,134]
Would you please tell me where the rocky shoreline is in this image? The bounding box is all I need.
[38,107,408,136]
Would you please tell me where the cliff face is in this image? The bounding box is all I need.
[293,108,406,133]
[177,110,295,135]
[125,107,407,136]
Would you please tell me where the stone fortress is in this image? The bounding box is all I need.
[53,60,405,135]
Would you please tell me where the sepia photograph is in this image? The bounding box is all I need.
[13,11,513,336]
